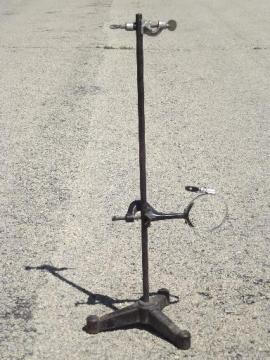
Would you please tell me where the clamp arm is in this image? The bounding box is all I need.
[111,185,216,226]
[110,19,177,36]
[112,200,187,224]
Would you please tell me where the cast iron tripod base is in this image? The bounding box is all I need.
[84,288,191,350]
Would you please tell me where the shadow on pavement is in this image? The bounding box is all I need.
[25,264,182,346]
[25,264,136,311]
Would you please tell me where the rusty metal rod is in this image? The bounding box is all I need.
[136,13,149,302]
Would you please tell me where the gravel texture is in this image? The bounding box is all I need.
[0,0,269,359]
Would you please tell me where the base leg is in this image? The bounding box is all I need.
[84,303,140,334]
[148,308,191,350]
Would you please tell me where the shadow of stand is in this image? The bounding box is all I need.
[25,264,181,347]
[25,264,137,311]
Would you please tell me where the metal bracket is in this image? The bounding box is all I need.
[111,184,221,228]
[112,200,187,224]
[110,19,177,36]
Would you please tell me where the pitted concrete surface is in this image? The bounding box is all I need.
[0,0,269,359]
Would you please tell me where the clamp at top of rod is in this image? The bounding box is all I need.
[110,19,177,36]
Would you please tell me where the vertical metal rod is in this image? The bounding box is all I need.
[136,13,149,302]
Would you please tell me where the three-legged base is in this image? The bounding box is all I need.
[83,288,191,349]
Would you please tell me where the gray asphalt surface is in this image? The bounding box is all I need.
[1,0,269,359]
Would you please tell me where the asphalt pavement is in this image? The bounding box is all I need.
[0,0,269,359]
